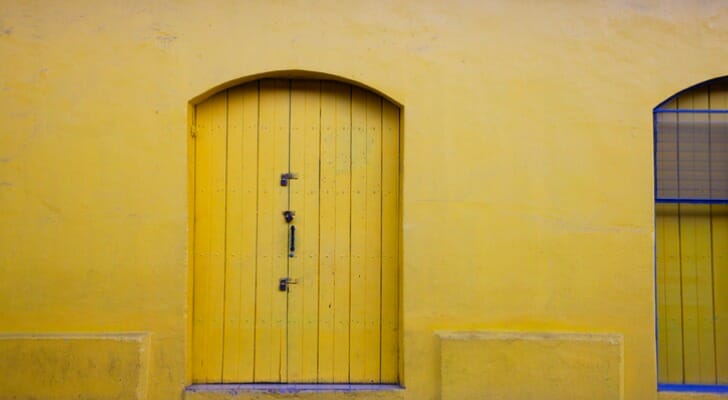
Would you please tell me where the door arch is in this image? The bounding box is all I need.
[191,79,400,384]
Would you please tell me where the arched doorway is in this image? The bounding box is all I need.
[191,79,400,384]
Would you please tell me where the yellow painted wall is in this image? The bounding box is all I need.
[1,1,727,399]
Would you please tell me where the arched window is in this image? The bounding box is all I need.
[655,78,728,391]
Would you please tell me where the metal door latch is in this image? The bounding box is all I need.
[283,210,295,223]
[288,225,296,257]
[280,173,298,186]
[279,277,299,291]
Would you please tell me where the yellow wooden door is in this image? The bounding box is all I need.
[192,79,399,384]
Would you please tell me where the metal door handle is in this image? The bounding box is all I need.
[279,277,298,291]
[289,225,296,258]
[280,172,298,186]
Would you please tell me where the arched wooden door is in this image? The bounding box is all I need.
[191,79,399,384]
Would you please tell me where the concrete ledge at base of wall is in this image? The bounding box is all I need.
[184,384,405,400]
[0,332,151,400]
[437,331,624,400]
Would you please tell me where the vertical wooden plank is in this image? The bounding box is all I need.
[656,205,670,382]
[192,97,212,382]
[362,92,383,382]
[222,83,259,382]
[680,202,716,383]
[332,83,352,382]
[254,79,290,382]
[380,100,399,383]
[693,90,717,383]
[710,82,728,384]
[288,80,321,382]
[301,81,322,382]
[676,92,714,383]
[680,202,701,383]
[317,82,338,382]
[657,204,684,383]
[241,83,261,382]
[192,91,228,382]
[695,200,717,384]
[349,87,368,381]
[657,99,683,383]
[287,81,304,382]
[712,204,728,384]
[222,86,244,380]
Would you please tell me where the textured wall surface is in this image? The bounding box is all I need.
[0,333,150,400]
[1,1,728,399]
[438,331,623,400]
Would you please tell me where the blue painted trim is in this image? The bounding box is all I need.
[652,110,660,389]
[655,109,728,113]
[658,384,728,393]
[655,198,728,204]
[653,112,658,205]
[186,384,404,393]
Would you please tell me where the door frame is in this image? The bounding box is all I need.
[185,70,404,386]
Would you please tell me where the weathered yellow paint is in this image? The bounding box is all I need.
[0,334,150,400]
[2,1,728,399]
[438,332,623,400]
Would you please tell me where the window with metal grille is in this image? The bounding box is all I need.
[655,105,728,203]
[654,77,728,392]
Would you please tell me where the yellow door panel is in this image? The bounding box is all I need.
[222,83,259,381]
[656,204,684,383]
[380,100,400,383]
[679,204,716,383]
[656,204,669,383]
[192,79,399,384]
[192,92,228,382]
[316,81,339,382]
[287,80,322,382]
[331,82,353,383]
[254,79,291,382]
[349,87,368,381]
[363,91,383,382]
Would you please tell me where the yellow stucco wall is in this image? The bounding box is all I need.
[438,331,623,400]
[0,333,150,399]
[1,1,727,399]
